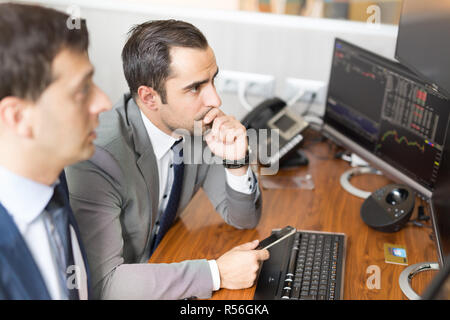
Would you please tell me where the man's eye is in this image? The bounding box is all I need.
[75,83,92,102]
[190,86,199,93]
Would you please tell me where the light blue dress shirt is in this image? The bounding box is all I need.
[0,165,88,299]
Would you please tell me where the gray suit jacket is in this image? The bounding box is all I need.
[65,94,262,300]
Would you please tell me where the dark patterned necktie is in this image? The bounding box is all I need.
[43,188,79,300]
[151,139,184,255]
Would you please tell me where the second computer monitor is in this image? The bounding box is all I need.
[322,38,450,198]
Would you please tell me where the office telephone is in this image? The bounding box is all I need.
[242,97,309,168]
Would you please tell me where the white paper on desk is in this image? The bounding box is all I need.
[260,174,315,190]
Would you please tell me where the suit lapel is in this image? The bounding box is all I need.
[125,97,160,229]
[0,203,51,299]
[124,95,200,224]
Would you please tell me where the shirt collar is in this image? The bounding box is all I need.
[0,165,56,232]
[140,110,181,160]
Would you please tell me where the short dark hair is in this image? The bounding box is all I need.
[122,19,209,104]
[0,3,89,101]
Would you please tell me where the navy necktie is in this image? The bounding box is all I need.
[151,139,184,254]
[43,188,79,300]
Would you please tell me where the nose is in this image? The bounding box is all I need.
[89,85,112,115]
[203,83,222,109]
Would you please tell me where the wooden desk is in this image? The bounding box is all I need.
[149,132,438,300]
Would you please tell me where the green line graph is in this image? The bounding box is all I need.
[376,130,425,153]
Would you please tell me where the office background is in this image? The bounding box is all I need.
[9,0,397,120]
[3,0,449,300]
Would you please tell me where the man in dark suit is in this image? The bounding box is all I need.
[66,20,270,299]
[0,3,111,299]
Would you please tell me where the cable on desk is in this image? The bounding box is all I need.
[408,198,433,230]
[300,92,317,117]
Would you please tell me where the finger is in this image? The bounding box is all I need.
[212,116,229,139]
[221,122,246,144]
[235,125,246,138]
[255,249,270,261]
[203,108,224,125]
[225,129,237,145]
[232,239,259,251]
[205,132,214,143]
[219,122,237,144]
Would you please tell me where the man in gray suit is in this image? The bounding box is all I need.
[66,20,269,300]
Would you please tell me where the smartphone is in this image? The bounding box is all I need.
[256,226,296,250]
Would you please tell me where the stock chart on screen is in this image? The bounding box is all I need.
[324,39,450,191]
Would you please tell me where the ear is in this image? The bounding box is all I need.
[0,97,34,138]
[137,86,160,111]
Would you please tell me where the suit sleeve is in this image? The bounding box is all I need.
[200,163,262,230]
[65,154,214,300]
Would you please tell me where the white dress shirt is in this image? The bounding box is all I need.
[0,165,87,300]
[140,111,258,291]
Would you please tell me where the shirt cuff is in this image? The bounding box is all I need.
[225,166,257,195]
[208,260,221,291]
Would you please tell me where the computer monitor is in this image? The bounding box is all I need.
[395,0,450,98]
[322,38,450,199]
[429,113,450,266]
[395,0,450,270]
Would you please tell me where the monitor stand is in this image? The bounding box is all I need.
[399,262,440,300]
[339,167,383,199]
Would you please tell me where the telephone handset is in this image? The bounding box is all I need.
[242,97,287,129]
[242,97,309,168]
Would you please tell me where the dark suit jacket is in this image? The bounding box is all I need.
[66,94,262,299]
[0,173,91,300]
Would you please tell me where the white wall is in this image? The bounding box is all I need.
[10,0,398,119]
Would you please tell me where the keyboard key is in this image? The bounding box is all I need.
[309,289,318,296]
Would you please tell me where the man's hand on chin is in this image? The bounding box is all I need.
[203,108,248,176]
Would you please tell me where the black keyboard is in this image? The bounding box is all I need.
[254,230,347,300]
